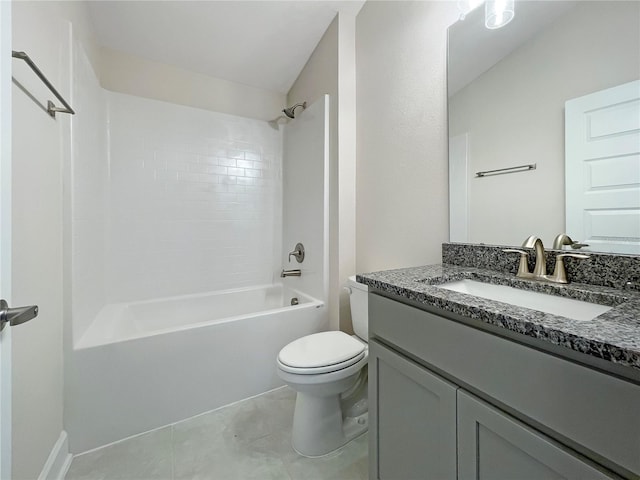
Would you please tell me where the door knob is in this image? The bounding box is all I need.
[0,299,39,332]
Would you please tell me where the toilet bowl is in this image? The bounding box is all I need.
[276,276,369,457]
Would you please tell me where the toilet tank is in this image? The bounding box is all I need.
[347,276,369,341]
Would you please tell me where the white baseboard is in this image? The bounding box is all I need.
[38,431,73,480]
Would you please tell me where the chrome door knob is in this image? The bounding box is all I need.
[0,299,39,331]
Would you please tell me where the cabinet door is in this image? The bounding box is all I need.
[457,391,615,479]
[369,340,457,480]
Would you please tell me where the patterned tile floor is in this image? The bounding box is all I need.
[65,387,368,480]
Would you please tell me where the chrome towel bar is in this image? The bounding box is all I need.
[12,50,75,118]
[476,163,536,178]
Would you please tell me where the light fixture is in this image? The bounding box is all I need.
[485,0,515,29]
[457,0,485,20]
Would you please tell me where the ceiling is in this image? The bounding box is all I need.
[87,1,364,95]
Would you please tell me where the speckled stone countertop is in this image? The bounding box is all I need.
[357,264,640,373]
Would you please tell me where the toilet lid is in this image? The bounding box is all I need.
[278,331,365,369]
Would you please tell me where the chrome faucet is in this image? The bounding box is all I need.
[503,236,590,284]
[552,233,589,250]
[281,269,301,278]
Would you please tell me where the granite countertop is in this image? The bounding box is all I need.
[357,264,640,373]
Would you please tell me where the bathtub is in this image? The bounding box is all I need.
[67,284,327,453]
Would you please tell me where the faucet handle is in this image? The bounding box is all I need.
[288,243,305,263]
[570,242,589,250]
[502,249,531,277]
[557,253,590,260]
[551,253,590,284]
[552,233,589,250]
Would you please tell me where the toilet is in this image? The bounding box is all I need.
[276,275,369,457]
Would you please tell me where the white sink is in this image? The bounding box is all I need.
[436,279,612,321]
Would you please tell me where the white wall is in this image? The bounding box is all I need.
[282,96,329,303]
[10,1,98,477]
[449,1,640,247]
[69,44,107,345]
[287,13,358,333]
[105,92,283,304]
[287,16,340,330]
[337,13,358,333]
[356,1,459,273]
[99,47,286,121]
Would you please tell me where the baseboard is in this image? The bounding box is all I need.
[38,431,73,480]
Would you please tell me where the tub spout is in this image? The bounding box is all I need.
[281,269,301,278]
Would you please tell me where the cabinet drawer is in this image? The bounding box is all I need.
[370,293,640,476]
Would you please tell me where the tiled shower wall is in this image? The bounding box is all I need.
[106,92,283,303]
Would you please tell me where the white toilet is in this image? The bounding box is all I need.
[276,275,369,457]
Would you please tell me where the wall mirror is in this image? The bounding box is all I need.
[447,1,640,254]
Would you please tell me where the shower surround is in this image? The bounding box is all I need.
[106,92,282,304]
[66,48,329,453]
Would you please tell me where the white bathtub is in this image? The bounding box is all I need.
[67,284,327,453]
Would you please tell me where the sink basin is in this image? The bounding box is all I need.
[436,279,612,321]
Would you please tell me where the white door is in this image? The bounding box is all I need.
[0,1,12,478]
[565,80,640,254]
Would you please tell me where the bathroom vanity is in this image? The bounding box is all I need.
[359,255,640,479]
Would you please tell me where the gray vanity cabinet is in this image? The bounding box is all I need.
[457,391,611,479]
[369,340,457,480]
[368,292,633,479]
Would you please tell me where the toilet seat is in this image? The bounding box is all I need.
[278,331,366,375]
[278,350,365,374]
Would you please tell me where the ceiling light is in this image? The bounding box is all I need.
[485,0,515,29]
[457,0,485,20]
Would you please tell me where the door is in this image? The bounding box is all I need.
[369,340,457,480]
[565,80,640,254]
[457,390,615,479]
[0,1,12,478]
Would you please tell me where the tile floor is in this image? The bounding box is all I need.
[65,387,369,480]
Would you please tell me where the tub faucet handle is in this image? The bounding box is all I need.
[288,243,305,263]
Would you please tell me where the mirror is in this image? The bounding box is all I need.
[447,1,640,254]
